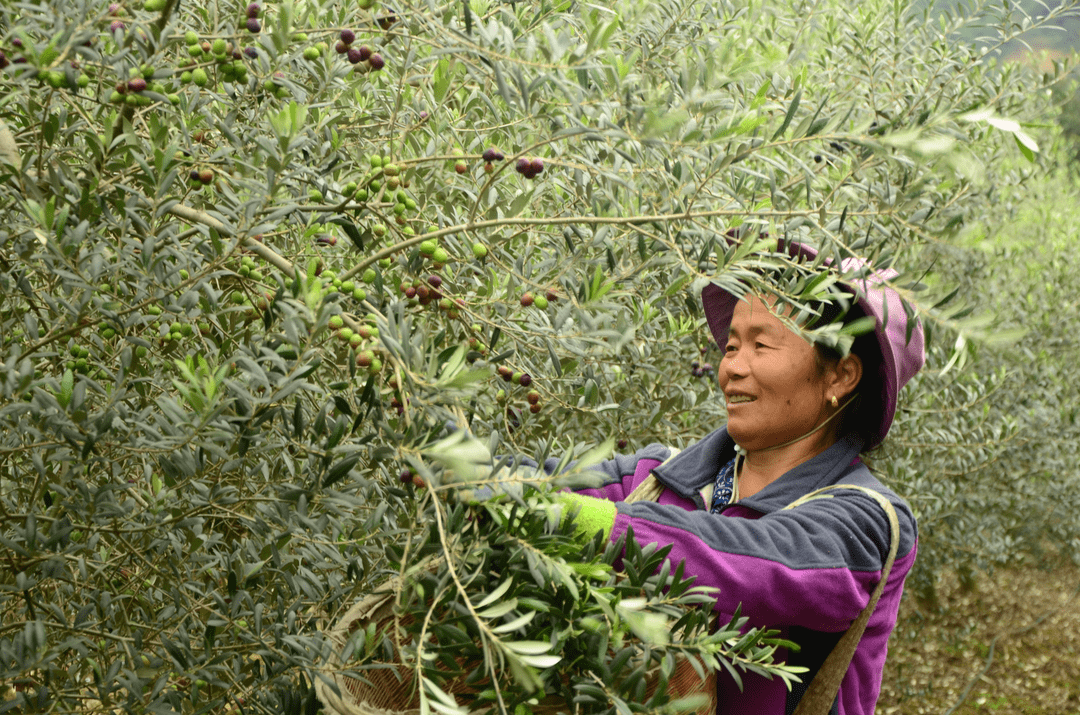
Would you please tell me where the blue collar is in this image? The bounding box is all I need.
[710,456,738,513]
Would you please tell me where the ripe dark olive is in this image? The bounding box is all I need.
[377,11,398,30]
[506,406,522,431]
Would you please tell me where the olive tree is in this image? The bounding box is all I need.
[0,0,1069,711]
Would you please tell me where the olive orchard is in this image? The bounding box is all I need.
[0,0,1071,711]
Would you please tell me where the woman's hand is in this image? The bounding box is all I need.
[556,491,616,541]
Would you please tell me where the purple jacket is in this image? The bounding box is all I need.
[568,427,918,715]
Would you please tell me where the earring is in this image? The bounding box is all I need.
[830,395,839,408]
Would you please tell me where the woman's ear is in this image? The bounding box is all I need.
[831,352,863,401]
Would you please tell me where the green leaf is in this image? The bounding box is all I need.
[475,577,514,609]
[516,654,561,668]
[771,88,802,141]
[421,430,492,479]
[502,640,555,655]
[1013,132,1036,162]
[478,598,519,619]
[56,369,74,408]
[434,59,452,103]
[322,454,359,488]
[491,610,536,633]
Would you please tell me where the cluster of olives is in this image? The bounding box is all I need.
[520,288,558,310]
[333,29,384,71]
[495,366,543,415]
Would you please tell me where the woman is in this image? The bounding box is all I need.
[555,241,924,715]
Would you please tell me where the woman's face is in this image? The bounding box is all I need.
[718,295,842,452]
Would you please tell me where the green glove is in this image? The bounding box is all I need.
[556,491,616,542]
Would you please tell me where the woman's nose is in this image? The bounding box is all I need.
[721,348,748,378]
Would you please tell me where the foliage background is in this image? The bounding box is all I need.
[1,0,1078,711]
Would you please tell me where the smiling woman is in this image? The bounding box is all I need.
[553,240,926,715]
[719,294,863,498]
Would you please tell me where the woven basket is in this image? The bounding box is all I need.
[316,577,716,715]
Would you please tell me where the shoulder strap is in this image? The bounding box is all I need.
[783,484,901,715]
[622,448,681,503]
